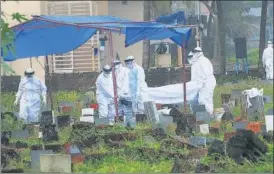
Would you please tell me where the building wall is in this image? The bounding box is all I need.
[107,1,144,66]
[1,1,45,82]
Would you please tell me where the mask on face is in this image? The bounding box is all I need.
[125,61,134,69]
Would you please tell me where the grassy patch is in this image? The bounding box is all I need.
[227,48,259,65]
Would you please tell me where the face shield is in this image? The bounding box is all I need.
[192,47,203,61]
[24,68,35,78]
[187,52,194,65]
[125,60,134,69]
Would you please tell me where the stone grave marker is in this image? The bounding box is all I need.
[144,101,160,124]
[81,108,94,116]
[31,150,53,171]
[233,121,248,131]
[246,96,264,120]
[193,105,206,112]
[40,154,71,173]
[94,117,109,126]
[11,129,30,139]
[195,111,210,124]
[40,111,54,127]
[64,144,84,164]
[265,109,273,132]
[189,136,207,147]
[231,89,242,106]
[199,124,209,135]
[56,115,71,128]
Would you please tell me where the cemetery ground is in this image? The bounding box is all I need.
[1,77,273,173]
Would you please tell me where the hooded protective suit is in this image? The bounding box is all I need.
[124,56,150,114]
[114,60,130,97]
[96,65,115,123]
[189,47,216,115]
[262,41,273,80]
[14,69,47,123]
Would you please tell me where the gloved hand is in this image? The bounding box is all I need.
[14,98,19,106]
[42,95,47,105]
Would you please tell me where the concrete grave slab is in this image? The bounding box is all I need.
[40,154,71,173]
[31,150,53,171]
[40,111,54,126]
[81,108,94,116]
[189,136,207,147]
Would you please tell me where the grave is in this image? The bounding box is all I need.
[189,136,207,147]
[198,124,209,135]
[193,105,206,112]
[56,115,71,128]
[31,150,53,171]
[265,109,273,132]
[233,120,248,131]
[80,116,94,123]
[64,144,84,164]
[40,154,71,173]
[144,101,160,124]
[11,129,30,139]
[195,111,210,124]
[82,108,94,116]
[246,96,264,120]
[158,114,174,134]
[94,117,109,126]
[40,111,54,127]
[231,89,242,106]
[136,114,147,122]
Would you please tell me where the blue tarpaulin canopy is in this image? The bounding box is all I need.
[2,14,192,61]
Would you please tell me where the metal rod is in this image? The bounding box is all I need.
[45,55,53,110]
[0,2,2,162]
[30,57,32,68]
[182,43,187,113]
[108,31,119,122]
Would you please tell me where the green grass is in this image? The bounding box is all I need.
[227,48,259,65]
[2,78,273,173]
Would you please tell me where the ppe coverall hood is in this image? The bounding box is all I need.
[103,64,112,78]
[124,56,135,69]
[15,76,47,123]
[25,68,35,77]
[262,42,273,80]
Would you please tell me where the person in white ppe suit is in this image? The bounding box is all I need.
[187,47,216,115]
[262,41,273,80]
[14,68,47,123]
[124,56,150,114]
[113,60,135,128]
[96,65,115,125]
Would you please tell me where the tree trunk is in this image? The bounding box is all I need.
[143,0,151,70]
[216,1,226,74]
[258,0,268,74]
[207,1,215,38]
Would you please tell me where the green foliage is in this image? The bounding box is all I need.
[228,48,259,65]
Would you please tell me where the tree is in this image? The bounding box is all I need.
[142,1,172,70]
[258,0,268,75]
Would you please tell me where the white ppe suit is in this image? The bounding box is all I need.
[15,76,47,123]
[190,53,216,115]
[262,45,273,80]
[115,64,134,127]
[95,72,115,122]
[128,63,150,114]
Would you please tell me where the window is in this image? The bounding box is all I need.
[122,0,128,5]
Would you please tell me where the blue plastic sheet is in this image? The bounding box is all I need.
[2,14,191,61]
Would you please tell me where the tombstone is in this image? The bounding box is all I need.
[198,124,209,135]
[56,115,71,128]
[11,129,30,139]
[31,150,53,171]
[80,116,94,123]
[40,154,71,173]
[265,109,273,132]
[195,111,210,124]
[42,125,58,142]
[144,101,160,124]
[193,105,206,112]
[40,111,54,127]
[136,114,147,122]
[233,121,248,131]
[94,117,109,126]
[189,136,207,147]
[81,108,94,116]
[64,144,84,164]
[246,96,264,120]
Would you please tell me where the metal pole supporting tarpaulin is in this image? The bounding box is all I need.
[182,41,187,113]
[108,31,119,122]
